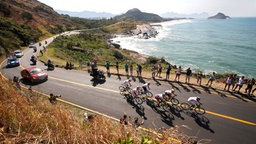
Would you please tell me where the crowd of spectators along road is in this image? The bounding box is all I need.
[102,62,256,97]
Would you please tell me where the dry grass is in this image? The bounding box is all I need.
[0,75,196,143]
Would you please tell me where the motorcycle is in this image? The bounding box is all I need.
[30,56,37,65]
[90,69,106,80]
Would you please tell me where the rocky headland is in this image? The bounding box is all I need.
[208,12,231,19]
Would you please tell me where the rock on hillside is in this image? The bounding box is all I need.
[115,8,163,22]
[208,12,231,19]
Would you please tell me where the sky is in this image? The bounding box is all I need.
[38,0,256,17]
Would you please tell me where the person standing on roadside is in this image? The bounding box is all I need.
[185,67,192,83]
[175,66,182,82]
[130,64,133,76]
[166,64,172,80]
[116,62,119,74]
[125,63,129,75]
[156,64,162,78]
[105,61,110,73]
[206,72,216,87]
[196,71,203,85]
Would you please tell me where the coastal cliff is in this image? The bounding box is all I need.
[208,12,231,19]
[130,24,159,39]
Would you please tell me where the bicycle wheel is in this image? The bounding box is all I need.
[180,102,190,110]
[170,97,179,105]
[194,107,206,115]
[162,103,170,111]
[134,97,143,105]
[145,91,153,97]
[137,87,144,95]
[119,86,125,92]
[127,87,132,94]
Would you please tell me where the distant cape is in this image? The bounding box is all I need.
[208,12,231,19]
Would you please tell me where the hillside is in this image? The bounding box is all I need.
[0,0,77,56]
[0,0,75,31]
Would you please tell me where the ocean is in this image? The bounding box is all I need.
[111,18,256,78]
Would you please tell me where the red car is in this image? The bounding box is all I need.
[21,67,48,83]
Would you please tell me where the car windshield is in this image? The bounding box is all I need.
[8,56,17,61]
[14,50,21,53]
[29,68,42,74]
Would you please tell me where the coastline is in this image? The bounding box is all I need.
[111,18,256,78]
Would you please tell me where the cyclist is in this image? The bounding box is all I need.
[142,82,150,93]
[164,89,176,99]
[155,93,165,104]
[123,79,132,89]
[188,96,201,108]
[131,86,140,98]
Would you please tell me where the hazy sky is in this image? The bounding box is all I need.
[38,0,256,17]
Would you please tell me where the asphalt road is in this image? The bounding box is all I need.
[1,33,256,144]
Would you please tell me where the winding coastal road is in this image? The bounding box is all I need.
[1,33,256,144]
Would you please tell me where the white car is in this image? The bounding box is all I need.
[14,50,24,58]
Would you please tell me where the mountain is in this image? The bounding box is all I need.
[161,12,209,19]
[208,12,231,19]
[115,8,163,22]
[56,10,115,19]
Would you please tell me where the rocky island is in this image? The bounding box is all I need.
[208,12,231,19]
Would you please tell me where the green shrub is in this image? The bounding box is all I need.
[21,11,33,20]
[0,2,11,16]
[146,56,159,64]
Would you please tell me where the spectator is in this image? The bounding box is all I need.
[165,64,172,80]
[185,67,192,83]
[206,72,216,87]
[156,64,162,78]
[245,78,255,96]
[233,76,245,93]
[125,63,129,75]
[138,64,142,76]
[151,65,156,78]
[136,64,140,76]
[231,74,238,90]
[116,62,119,74]
[175,66,182,82]
[224,74,233,91]
[130,64,133,76]
[196,71,203,85]
[105,61,110,73]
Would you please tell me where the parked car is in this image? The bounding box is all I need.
[20,67,48,83]
[6,56,20,68]
[13,49,24,58]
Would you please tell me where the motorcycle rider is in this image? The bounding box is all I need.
[30,55,37,65]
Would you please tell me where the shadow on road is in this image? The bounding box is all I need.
[90,78,106,86]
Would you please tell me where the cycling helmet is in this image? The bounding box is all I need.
[128,79,131,82]
[171,89,175,92]
[196,96,201,100]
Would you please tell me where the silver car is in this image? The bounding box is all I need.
[14,50,24,58]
